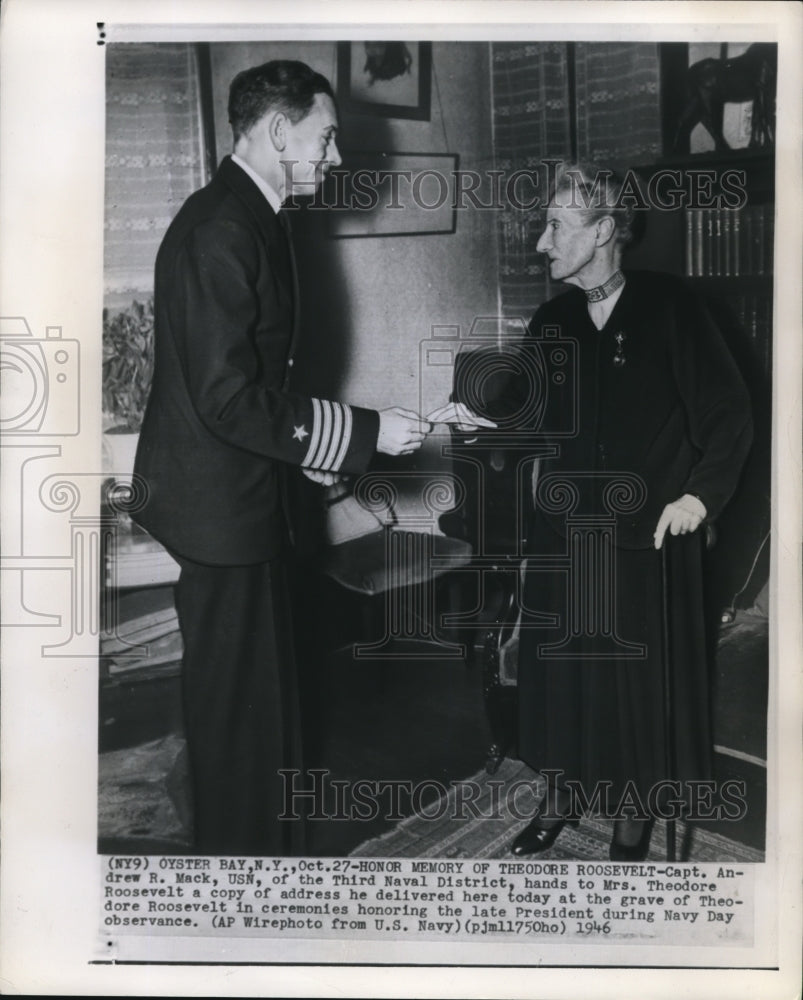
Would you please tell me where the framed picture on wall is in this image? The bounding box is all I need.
[337,41,432,120]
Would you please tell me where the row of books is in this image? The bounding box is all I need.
[685,205,774,278]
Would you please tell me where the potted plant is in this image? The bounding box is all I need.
[102,298,154,477]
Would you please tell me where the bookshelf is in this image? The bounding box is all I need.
[684,205,774,278]
[680,167,774,382]
[650,39,775,385]
[633,153,773,364]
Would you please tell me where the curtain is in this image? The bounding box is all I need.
[492,42,662,320]
[574,42,662,167]
[104,43,206,311]
[491,42,571,324]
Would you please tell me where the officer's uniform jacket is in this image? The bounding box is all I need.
[134,156,379,564]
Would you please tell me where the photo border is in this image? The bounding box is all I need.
[1,1,801,997]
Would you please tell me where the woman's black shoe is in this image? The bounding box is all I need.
[510,817,579,856]
[609,819,654,861]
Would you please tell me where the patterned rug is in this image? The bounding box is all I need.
[98,734,192,847]
[350,758,765,863]
[99,740,763,863]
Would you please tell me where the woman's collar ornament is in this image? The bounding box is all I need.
[585,269,625,303]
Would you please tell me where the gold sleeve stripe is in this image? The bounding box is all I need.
[331,404,353,472]
[303,398,354,472]
[320,401,344,471]
[310,398,334,468]
[302,397,324,467]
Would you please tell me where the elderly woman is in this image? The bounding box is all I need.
[434,162,754,858]
[498,162,754,859]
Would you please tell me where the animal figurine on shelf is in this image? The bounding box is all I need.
[672,43,776,153]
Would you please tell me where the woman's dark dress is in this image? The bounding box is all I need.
[515,271,753,809]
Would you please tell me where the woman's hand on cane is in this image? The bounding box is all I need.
[653,494,707,550]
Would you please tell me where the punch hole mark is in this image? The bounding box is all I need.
[97,23,106,46]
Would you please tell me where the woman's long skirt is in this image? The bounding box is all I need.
[517,517,713,816]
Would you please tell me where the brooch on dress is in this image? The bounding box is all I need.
[613,331,627,367]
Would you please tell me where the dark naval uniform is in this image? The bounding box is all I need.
[134,156,379,854]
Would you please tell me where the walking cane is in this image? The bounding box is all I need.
[661,540,676,863]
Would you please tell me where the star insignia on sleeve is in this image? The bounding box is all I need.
[292,424,309,442]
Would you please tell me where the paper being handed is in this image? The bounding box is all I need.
[426,402,498,431]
